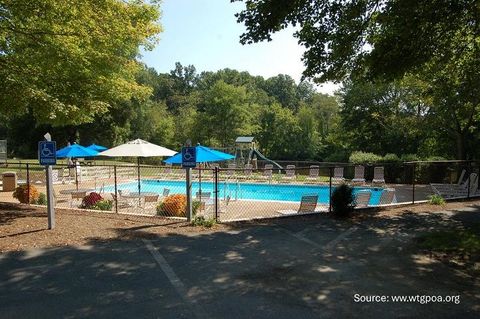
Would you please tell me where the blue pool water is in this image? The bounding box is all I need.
[103,180,384,205]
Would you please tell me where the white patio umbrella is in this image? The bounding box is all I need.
[99,139,176,193]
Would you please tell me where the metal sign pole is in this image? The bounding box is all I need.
[183,140,195,222]
[43,133,55,229]
[186,167,192,222]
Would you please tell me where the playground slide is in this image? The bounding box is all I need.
[250,149,283,170]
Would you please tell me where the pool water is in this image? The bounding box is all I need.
[103,180,384,205]
[105,180,383,205]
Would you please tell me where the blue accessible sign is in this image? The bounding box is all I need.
[39,141,57,166]
[181,146,196,168]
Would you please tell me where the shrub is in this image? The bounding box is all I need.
[429,194,446,205]
[36,193,47,205]
[81,192,103,209]
[383,153,400,162]
[157,195,202,217]
[331,183,354,218]
[400,154,420,162]
[191,216,216,228]
[349,151,383,164]
[91,199,113,211]
[12,185,39,204]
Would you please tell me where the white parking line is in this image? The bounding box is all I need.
[143,239,209,319]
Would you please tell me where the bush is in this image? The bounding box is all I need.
[91,199,113,211]
[400,154,420,162]
[81,192,103,209]
[35,193,47,205]
[12,185,39,204]
[349,151,383,164]
[331,183,354,218]
[191,216,216,228]
[383,153,400,162]
[429,194,446,205]
[157,194,202,217]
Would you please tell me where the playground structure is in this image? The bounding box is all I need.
[213,137,282,170]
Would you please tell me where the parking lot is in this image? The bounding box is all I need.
[0,205,479,318]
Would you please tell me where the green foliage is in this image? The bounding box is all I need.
[400,154,420,162]
[331,184,354,218]
[418,225,480,255]
[35,193,47,206]
[91,200,113,211]
[191,216,216,228]
[428,195,446,206]
[349,151,383,164]
[0,0,161,125]
[383,154,400,163]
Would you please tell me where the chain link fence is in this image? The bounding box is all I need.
[0,161,479,222]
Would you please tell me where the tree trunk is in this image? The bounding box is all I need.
[455,131,466,160]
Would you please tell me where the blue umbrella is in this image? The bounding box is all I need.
[164,145,235,164]
[56,144,99,158]
[87,143,108,152]
[165,145,235,196]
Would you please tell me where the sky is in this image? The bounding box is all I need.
[140,0,339,95]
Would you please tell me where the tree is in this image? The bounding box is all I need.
[0,0,161,125]
[234,0,478,82]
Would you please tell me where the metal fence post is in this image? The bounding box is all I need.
[214,166,219,222]
[114,165,118,214]
[412,163,416,204]
[467,161,471,199]
[329,166,333,213]
[26,163,30,204]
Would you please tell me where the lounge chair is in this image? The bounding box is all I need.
[277,194,319,215]
[372,166,385,185]
[305,165,319,183]
[352,166,365,184]
[431,173,478,199]
[258,164,273,182]
[225,163,236,178]
[70,191,86,208]
[354,190,371,208]
[378,188,396,205]
[283,165,296,182]
[242,164,253,180]
[333,167,345,183]
[110,192,132,209]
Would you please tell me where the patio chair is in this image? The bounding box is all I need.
[305,165,320,183]
[161,188,170,199]
[372,166,385,185]
[352,166,365,184]
[70,191,86,208]
[283,165,296,182]
[378,188,396,205]
[354,190,371,208]
[242,164,253,180]
[110,192,132,209]
[277,194,319,215]
[431,173,478,199]
[141,194,160,210]
[333,167,345,183]
[196,191,213,211]
[258,164,273,182]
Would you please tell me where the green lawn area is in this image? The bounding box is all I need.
[418,223,480,256]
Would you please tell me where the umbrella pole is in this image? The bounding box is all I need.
[75,160,79,191]
[137,157,141,195]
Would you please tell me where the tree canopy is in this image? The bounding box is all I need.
[0,0,161,125]
[233,0,479,82]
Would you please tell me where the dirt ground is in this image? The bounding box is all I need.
[2,199,480,253]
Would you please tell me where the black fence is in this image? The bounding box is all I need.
[0,160,479,222]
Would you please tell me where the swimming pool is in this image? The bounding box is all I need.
[103,180,384,205]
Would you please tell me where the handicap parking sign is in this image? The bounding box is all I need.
[39,141,57,166]
[182,146,196,168]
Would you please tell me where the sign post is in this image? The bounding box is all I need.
[182,142,196,222]
[39,133,56,229]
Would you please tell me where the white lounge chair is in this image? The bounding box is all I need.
[258,164,273,182]
[283,165,296,182]
[333,167,345,183]
[242,164,253,180]
[305,165,319,183]
[431,173,478,198]
[225,163,236,178]
[354,190,371,208]
[372,166,385,185]
[277,194,319,215]
[196,191,213,211]
[352,166,365,184]
[378,188,396,205]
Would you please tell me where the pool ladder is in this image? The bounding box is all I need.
[223,176,241,201]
